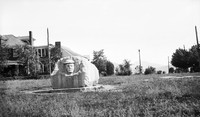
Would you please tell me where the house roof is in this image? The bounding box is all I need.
[1,35,26,47]
[1,34,36,47]
[34,44,54,49]
[33,45,82,57]
[34,45,48,48]
[17,36,36,41]
[61,46,82,57]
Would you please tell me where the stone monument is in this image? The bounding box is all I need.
[51,56,99,89]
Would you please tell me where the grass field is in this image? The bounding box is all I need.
[1,73,200,117]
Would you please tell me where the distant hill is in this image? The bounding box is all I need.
[157,65,169,73]
[112,61,169,74]
[131,61,168,74]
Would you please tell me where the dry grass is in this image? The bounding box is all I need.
[1,73,200,117]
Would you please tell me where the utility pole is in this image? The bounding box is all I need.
[195,26,200,69]
[183,45,185,50]
[168,56,170,74]
[138,49,142,74]
[47,28,51,75]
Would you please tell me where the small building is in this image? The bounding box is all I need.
[0,31,35,76]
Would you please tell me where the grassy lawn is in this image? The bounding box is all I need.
[1,73,200,117]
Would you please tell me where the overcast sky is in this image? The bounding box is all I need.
[1,0,200,66]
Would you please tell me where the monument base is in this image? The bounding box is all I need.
[21,85,120,94]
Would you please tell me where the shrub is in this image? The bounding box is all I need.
[169,67,174,73]
[92,49,107,74]
[157,70,162,74]
[92,49,115,76]
[116,59,132,76]
[106,61,114,76]
[144,66,156,75]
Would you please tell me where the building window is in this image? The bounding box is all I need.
[35,48,48,57]
[42,49,46,57]
[45,49,48,56]
[38,49,41,57]
[13,49,18,57]
[35,50,38,56]
[41,63,44,72]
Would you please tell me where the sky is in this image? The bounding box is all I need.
[1,0,200,66]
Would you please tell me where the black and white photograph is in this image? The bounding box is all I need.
[0,0,200,116]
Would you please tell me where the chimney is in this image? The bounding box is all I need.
[29,31,33,46]
[0,35,1,47]
[55,41,61,57]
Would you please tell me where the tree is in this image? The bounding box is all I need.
[171,48,191,71]
[116,59,132,76]
[0,46,8,64]
[157,70,162,74]
[50,47,62,71]
[144,66,156,75]
[92,49,107,74]
[0,44,9,72]
[189,45,200,72]
[169,67,175,73]
[15,45,40,77]
[171,45,200,72]
[106,61,114,76]
[123,59,132,75]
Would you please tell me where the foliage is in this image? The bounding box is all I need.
[171,45,200,72]
[169,67,175,73]
[1,74,200,116]
[189,45,200,72]
[15,45,40,78]
[91,49,116,76]
[175,68,189,73]
[144,66,156,75]
[105,61,114,76]
[171,47,199,72]
[171,48,191,70]
[156,70,162,74]
[50,47,62,71]
[92,50,115,76]
[0,44,9,72]
[92,49,107,75]
[116,59,132,76]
